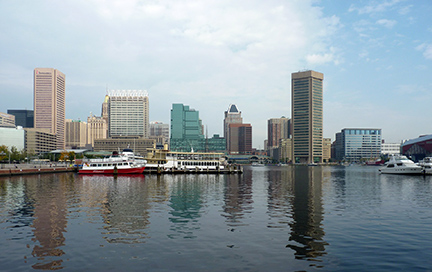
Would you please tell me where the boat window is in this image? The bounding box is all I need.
[388,164,394,168]
[397,163,403,166]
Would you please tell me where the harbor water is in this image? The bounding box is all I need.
[1,165,431,271]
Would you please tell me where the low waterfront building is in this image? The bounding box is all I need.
[334,128,382,162]
[0,127,25,150]
[381,142,401,156]
[401,134,432,161]
[24,128,57,154]
[93,137,155,157]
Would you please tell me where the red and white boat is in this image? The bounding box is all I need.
[79,149,146,174]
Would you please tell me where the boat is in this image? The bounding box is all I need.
[365,159,385,166]
[379,155,423,175]
[251,162,265,167]
[79,149,146,174]
[144,146,234,173]
[417,157,432,175]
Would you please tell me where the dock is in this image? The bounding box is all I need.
[0,164,75,176]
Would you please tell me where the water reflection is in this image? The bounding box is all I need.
[168,175,205,239]
[27,175,68,270]
[286,166,327,262]
[222,171,253,227]
[78,175,152,244]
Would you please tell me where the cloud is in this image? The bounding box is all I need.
[416,43,432,60]
[0,0,343,147]
[376,19,397,28]
[348,0,402,15]
[306,53,335,65]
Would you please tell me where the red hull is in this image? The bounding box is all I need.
[79,166,145,174]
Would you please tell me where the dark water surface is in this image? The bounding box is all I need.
[1,166,431,271]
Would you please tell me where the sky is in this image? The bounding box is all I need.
[1,0,432,148]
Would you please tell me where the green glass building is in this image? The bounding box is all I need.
[170,104,226,152]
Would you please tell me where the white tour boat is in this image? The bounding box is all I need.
[145,147,227,172]
[79,149,146,174]
[379,155,423,175]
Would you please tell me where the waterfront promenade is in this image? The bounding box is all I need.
[0,163,74,176]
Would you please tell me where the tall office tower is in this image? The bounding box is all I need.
[267,117,291,148]
[34,68,66,150]
[107,90,149,138]
[7,109,34,128]
[170,103,204,151]
[65,119,87,149]
[224,104,243,152]
[228,123,252,155]
[334,128,382,162]
[291,70,323,164]
[87,113,107,148]
[101,95,109,124]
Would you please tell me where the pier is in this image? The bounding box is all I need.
[0,163,74,176]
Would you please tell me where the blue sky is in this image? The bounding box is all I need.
[1,0,431,148]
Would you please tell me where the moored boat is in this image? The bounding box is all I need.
[417,157,432,175]
[79,149,146,174]
[379,155,423,175]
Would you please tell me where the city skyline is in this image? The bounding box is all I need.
[1,1,432,148]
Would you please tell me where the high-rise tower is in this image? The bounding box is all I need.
[170,103,204,151]
[291,70,323,164]
[107,90,149,138]
[34,68,66,149]
[224,104,243,152]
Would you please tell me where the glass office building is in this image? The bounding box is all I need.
[170,104,225,152]
[7,110,34,128]
[334,128,382,162]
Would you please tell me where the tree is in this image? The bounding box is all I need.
[59,151,69,162]
[10,146,20,162]
[68,151,76,162]
[0,145,8,161]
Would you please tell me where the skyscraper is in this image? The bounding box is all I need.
[34,68,66,150]
[107,90,149,138]
[228,123,252,155]
[224,104,243,152]
[291,70,323,164]
[170,103,204,151]
[267,117,291,148]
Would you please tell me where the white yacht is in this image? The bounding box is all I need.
[417,157,432,175]
[379,155,423,175]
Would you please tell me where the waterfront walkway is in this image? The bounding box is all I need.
[0,163,74,176]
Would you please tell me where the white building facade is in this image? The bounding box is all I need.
[107,90,149,138]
